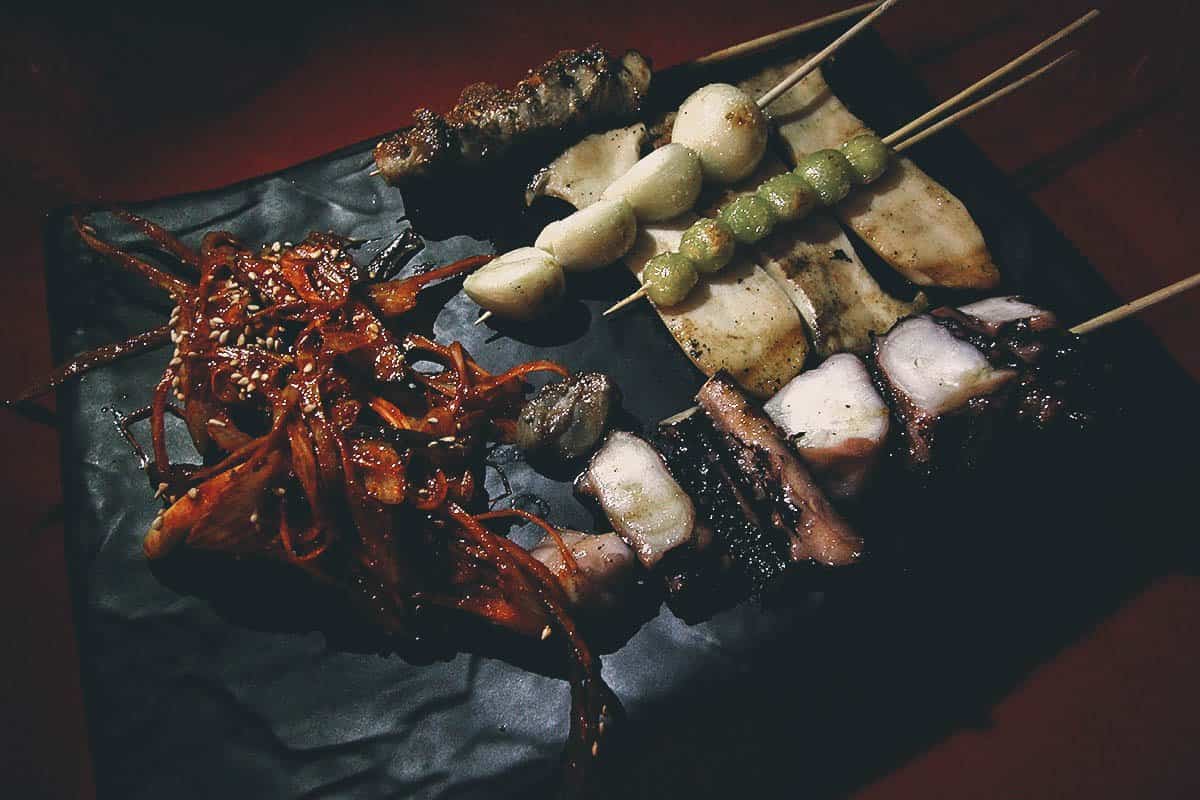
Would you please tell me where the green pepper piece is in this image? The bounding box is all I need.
[840,133,890,184]
[718,194,776,244]
[756,172,818,222]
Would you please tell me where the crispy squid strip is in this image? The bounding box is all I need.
[72,212,192,298]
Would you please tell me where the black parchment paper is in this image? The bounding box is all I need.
[46,33,1198,799]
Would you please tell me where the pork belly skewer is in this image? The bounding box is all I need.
[372,2,890,184]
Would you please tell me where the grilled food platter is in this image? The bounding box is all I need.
[31,7,1200,799]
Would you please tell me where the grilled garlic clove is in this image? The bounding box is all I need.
[671,83,769,184]
[463,247,565,321]
[535,199,638,272]
[600,143,703,222]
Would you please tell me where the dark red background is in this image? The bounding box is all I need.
[2,1,1198,797]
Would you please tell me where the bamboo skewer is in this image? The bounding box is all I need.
[882,9,1099,146]
[658,274,1200,426]
[890,51,1078,153]
[756,0,904,108]
[475,3,900,327]
[693,1,884,65]
[1070,272,1200,335]
[603,41,1074,317]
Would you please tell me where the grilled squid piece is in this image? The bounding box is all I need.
[696,372,862,567]
[575,431,704,568]
[738,62,999,289]
[530,531,637,611]
[763,354,889,499]
[872,316,1018,466]
[625,216,809,398]
[526,123,647,208]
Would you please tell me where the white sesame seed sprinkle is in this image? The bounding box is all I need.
[187,488,199,499]
[207,418,226,428]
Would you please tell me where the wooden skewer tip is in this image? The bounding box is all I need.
[882,8,1099,146]
[603,287,649,317]
[694,1,883,66]
[890,50,1079,153]
[1070,272,1200,335]
[755,0,905,109]
[473,311,493,325]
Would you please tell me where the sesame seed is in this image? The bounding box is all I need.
[274,487,286,496]
[187,488,199,499]
[230,372,243,381]
[209,316,224,327]
[208,330,221,340]
[271,242,281,253]
[218,330,230,344]
[207,418,226,428]
[426,417,439,424]
[302,403,317,414]
[247,272,258,281]
[438,436,457,443]
[591,742,599,757]
[246,304,260,312]
[540,625,552,640]
[236,335,246,346]
[302,363,314,374]
[249,512,259,524]
[246,383,256,392]
[238,377,250,386]
[169,357,182,367]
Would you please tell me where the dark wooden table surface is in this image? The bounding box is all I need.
[2,1,1197,797]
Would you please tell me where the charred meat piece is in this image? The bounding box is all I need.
[375,46,651,183]
[871,316,1017,467]
[656,411,789,595]
[575,431,703,568]
[515,372,618,460]
[530,531,637,611]
[696,372,862,567]
[763,354,889,499]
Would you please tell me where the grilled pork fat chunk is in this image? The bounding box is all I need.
[530,531,637,611]
[738,62,998,289]
[375,47,651,183]
[697,372,863,567]
[575,431,702,568]
[873,316,1018,465]
[953,296,1058,335]
[763,354,889,499]
[526,123,648,208]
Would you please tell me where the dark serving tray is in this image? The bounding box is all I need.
[44,29,1198,800]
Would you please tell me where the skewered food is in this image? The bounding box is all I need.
[625,216,809,398]
[575,430,705,568]
[461,247,565,320]
[756,171,820,222]
[840,132,891,183]
[514,371,619,460]
[671,83,770,183]
[952,295,1057,335]
[655,410,791,594]
[752,211,927,357]
[762,353,889,498]
[642,251,699,306]
[527,123,648,208]
[600,142,704,222]
[740,60,999,288]
[530,530,637,611]
[374,46,651,183]
[871,315,1018,465]
[719,193,777,243]
[696,372,863,566]
[678,217,737,273]
[535,198,638,271]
